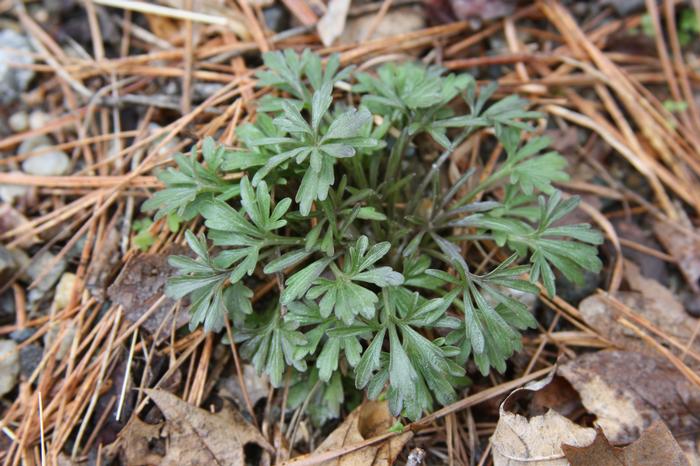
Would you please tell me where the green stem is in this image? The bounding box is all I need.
[386,126,412,219]
[264,236,305,247]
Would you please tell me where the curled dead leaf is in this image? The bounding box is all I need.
[558,351,700,463]
[491,371,596,466]
[143,389,273,465]
[104,417,164,466]
[311,400,412,465]
[562,422,689,466]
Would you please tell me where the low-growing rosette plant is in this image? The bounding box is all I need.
[144,49,603,423]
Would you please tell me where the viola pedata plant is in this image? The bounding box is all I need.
[144,49,603,423]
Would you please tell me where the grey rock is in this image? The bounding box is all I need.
[600,0,645,16]
[19,343,42,379]
[192,83,225,100]
[0,291,13,320]
[0,246,16,283]
[26,251,66,303]
[0,340,19,396]
[43,321,76,361]
[683,292,700,318]
[9,328,35,343]
[0,30,35,103]
[263,5,288,33]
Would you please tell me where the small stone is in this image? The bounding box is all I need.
[43,321,76,361]
[9,328,35,343]
[263,5,288,33]
[192,83,225,100]
[7,247,30,280]
[0,291,13,320]
[682,293,700,318]
[28,111,50,131]
[21,149,70,176]
[17,134,52,155]
[0,340,19,396]
[0,171,30,204]
[148,123,180,157]
[0,245,17,283]
[0,30,35,104]
[19,344,42,379]
[53,272,78,310]
[26,251,66,303]
[8,111,28,132]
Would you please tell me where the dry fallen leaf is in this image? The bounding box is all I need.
[312,400,412,466]
[491,372,596,466]
[107,246,189,341]
[339,7,425,45]
[562,422,689,466]
[653,218,700,293]
[558,351,700,463]
[578,261,700,362]
[104,417,164,466]
[220,365,269,408]
[144,389,273,465]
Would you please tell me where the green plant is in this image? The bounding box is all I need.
[132,217,156,251]
[144,49,603,422]
[678,8,700,45]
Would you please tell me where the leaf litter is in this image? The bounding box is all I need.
[4,1,700,465]
[107,389,273,465]
[308,400,412,466]
[562,422,689,466]
[492,358,700,466]
[578,261,700,363]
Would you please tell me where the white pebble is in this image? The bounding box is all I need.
[28,111,51,131]
[53,272,78,310]
[17,134,51,155]
[8,112,28,132]
[0,171,30,203]
[22,150,70,176]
